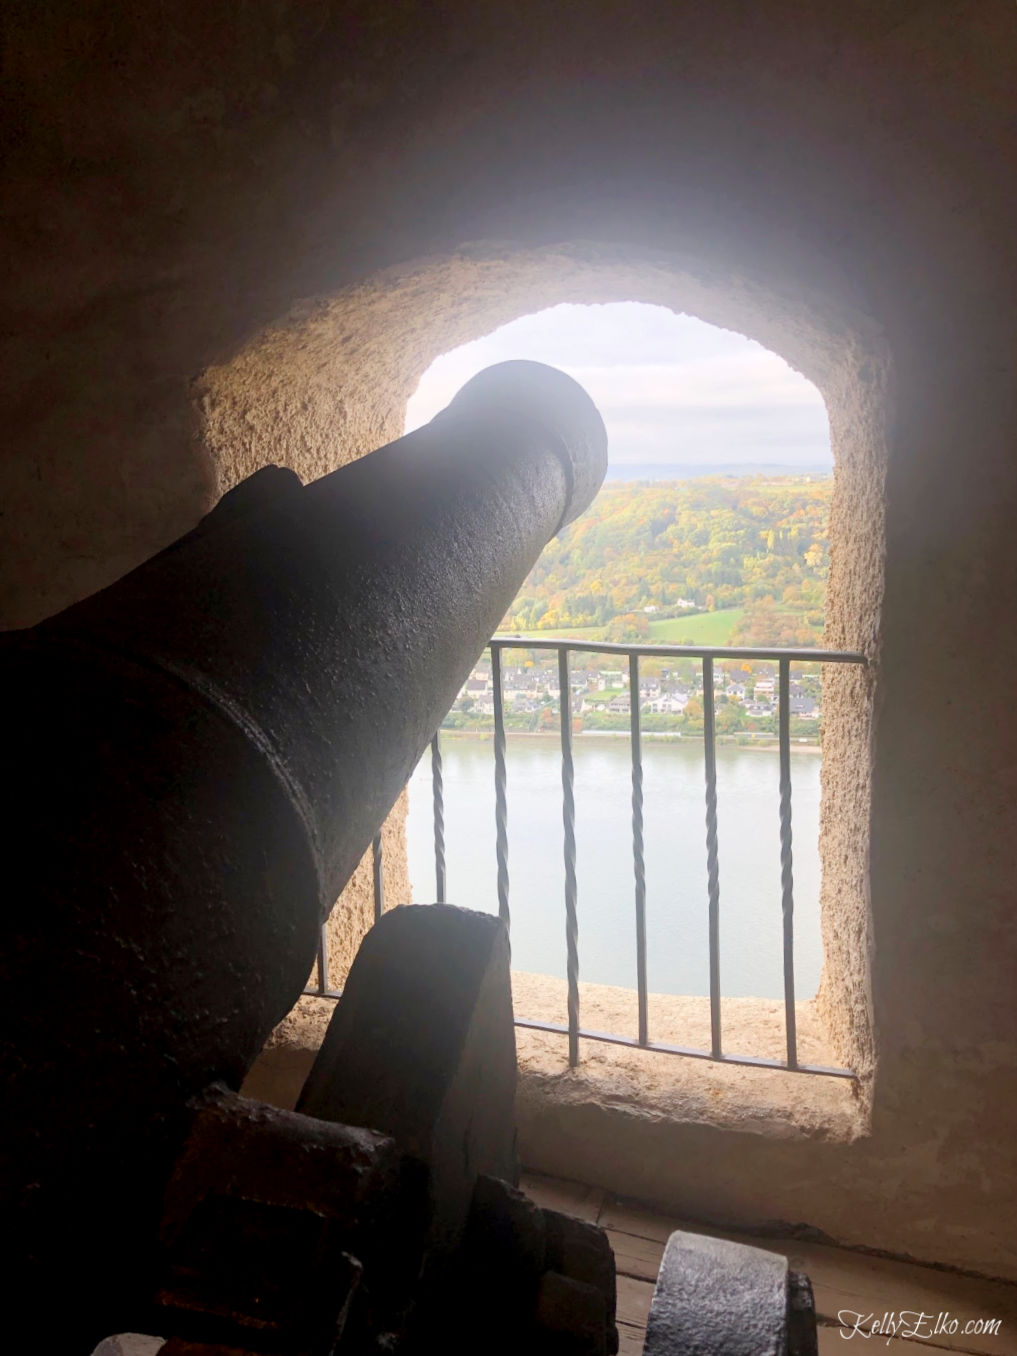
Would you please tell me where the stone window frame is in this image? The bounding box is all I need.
[206,242,886,1141]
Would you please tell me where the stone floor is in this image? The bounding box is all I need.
[520,1171,1017,1356]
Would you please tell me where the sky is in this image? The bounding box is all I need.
[403,302,831,477]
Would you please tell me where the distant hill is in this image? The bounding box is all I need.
[503,475,831,647]
[604,462,832,482]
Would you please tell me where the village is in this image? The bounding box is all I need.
[446,650,822,738]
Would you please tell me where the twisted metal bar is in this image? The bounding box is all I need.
[629,651,649,1046]
[314,922,329,995]
[491,646,510,926]
[431,731,446,903]
[415,635,867,1080]
[778,657,798,1068]
[372,833,384,923]
[702,656,722,1060]
[558,648,580,1067]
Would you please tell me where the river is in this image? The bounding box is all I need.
[406,735,822,1001]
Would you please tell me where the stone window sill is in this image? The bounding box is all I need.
[247,970,867,1144]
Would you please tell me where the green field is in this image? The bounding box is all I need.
[647,609,744,645]
[495,607,744,649]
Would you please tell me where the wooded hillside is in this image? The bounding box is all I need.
[504,475,832,647]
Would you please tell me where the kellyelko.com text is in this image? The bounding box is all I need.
[838,1311,1002,1343]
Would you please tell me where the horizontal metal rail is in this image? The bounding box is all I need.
[513,1017,855,1079]
[491,634,866,664]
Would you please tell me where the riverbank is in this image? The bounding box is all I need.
[437,727,821,752]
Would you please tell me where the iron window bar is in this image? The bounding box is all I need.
[306,636,865,1082]
[449,636,864,1080]
[306,831,386,999]
[629,650,649,1048]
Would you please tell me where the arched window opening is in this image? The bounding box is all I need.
[398,302,866,1111]
[210,246,884,1137]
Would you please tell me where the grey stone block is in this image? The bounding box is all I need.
[644,1230,791,1356]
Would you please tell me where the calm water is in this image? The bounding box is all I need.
[406,736,822,1001]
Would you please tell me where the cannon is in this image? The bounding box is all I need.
[2,356,820,1356]
[0,360,607,1348]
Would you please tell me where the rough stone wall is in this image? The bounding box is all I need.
[325,789,409,991]
[3,0,1017,1280]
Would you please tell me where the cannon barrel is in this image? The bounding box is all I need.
[0,360,607,1337]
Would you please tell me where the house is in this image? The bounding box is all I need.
[645,695,688,715]
[790,695,819,718]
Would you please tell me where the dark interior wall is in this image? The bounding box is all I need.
[5,0,1007,627]
[3,0,1016,1276]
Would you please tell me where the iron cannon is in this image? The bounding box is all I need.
[0,360,607,1346]
[1,357,819,1356]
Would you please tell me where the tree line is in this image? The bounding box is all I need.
[503,474,832,646]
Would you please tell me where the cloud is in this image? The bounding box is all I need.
[404,302,831,469]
